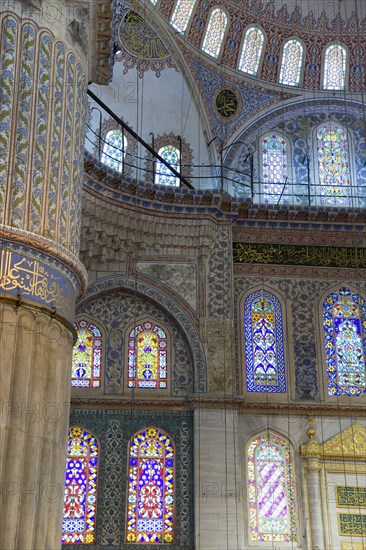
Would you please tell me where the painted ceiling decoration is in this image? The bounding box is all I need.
[186,52,295,146]
[114,0,177,77]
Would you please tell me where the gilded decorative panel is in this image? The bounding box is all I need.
[338,513,366,536]
[337,486,366,508]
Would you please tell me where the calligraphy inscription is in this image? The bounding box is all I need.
[337,486,366,508]
[233,242,366,268]
[216,89,238,118]
[0,249,75,320]
[339,514,366,536]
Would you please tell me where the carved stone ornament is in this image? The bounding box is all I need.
[301,423,366,459]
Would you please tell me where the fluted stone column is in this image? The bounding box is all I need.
[0,2,89,547]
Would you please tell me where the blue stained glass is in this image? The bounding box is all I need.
[262,134,288,204]
[323,287,366,397]
[155,145,180,187]
[101,129,127,173]
[126,427,174,544]
[244,290,286,393]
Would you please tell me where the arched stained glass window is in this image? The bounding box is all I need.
[247,433,297,543]
[62,427,99,544]
[128,320,168,388]
[323,287,366,397]
[72,320,102,388]
[101,129,127,172]
[126,427,174,544]
[170,0,195,34]
[244,290,286,392]
[323,44,347,90]
[317,123,351,206]
[279,39,303,86]
[202,9,227,59]
[155,145,180,187]
[238,27,264,76]
[261,134,288,204]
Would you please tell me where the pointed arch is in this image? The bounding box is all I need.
[322,287,366,397]
[279,38,304,86]
[126,427,175,544]
[261,133,289,204]
[246,431,298,543]
[323,43,347,90]
[201,8,228,59]
[243,289,287,393]
[155,145,180,186]
[238,26,265,76]
[72,319,103,388]
[62,427,99,544]
[100,129,127,173]
[315,122,352,206]
[170,0,196,34]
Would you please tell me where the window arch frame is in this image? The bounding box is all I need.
[170,0,196,35]
[155,144,181,187]
[100,128,128,173]
[312,121,356,207]
[201,7,229,60]
[62,426,99,545]
[318,286,366,400]
[71,318,105,391]
[259,131,292,205]
[240,286,290,398]
[126,426,175,544]
[322,42,348,91]
[278,37,305,87]
[124,318,173,395]
[238,25,266,77]
[245,430,299,546]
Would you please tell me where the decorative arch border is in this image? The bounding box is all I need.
[77,274,207,393]
[316,285,366,401]
[244,429,298,545]
[144,132,194,185]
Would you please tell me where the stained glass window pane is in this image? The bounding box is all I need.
[323,44,346,90]
[202,9,227,59]
[72,320,102,388]
[155,145,180,187]
[238,27,264,76]
[126,427,174,544]
[323,287,366,397]
[128,321,167,388]
[279,39,303,86]
[170,0,195,34]
[244,290,286,392]
[101,129,127,173]
[261,134,288,204]
[317,124,351,206]
[247,433,297,543]
[62,427,98,544]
